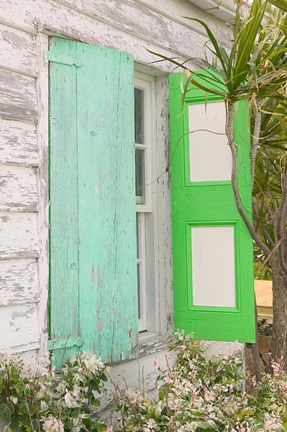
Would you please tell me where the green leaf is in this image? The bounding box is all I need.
[268,0,287,12]
[233,0,268,89]
[0,403,12,421]
[18,402,27,415]
[183,17,228,75]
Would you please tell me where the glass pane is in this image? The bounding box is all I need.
[136,214,139,258]
[137,263,141,318]
[136,148,145,204]
[191,226,236,307]
[188,101,231,182]
[134,88,144,144]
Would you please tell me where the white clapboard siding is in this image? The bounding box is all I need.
[57,0,231,51]
[56,0,208,56]
[0,165,38,211]
[0,0,208,72]
[0,259,39,306]
[139,0,232,43]
[0,119,38,167]
[0,23,38,77]
[154,76,173,335]
[0,304,40,351]
[0,69,37,122]
[0,212,39,258]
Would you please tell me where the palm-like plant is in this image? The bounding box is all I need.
[153,0,287,373]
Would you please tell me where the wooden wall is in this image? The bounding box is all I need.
[0,0,231,362]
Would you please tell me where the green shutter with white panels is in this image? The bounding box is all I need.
[169,72,255,343]
[48,37,138,366]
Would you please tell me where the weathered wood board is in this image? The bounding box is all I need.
[0,212,39,258]
[0,165,38,211]
[255,280,273,319]
[0,120,38,167]
[0,0,210,72]
[0,70,37,122]
[0,303,40,351]
[0,259,39,306]
[0,23,38,76]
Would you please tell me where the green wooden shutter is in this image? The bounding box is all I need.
[49,38,138,365]
[169,72,255,343]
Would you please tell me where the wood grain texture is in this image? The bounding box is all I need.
[55,0,209,57]
[0,212,39,258]
[35,32,50,360]
[49,38,138,364]
[0,69,37,122]
[76,40,138,362]
[0,0,211,73]
[154,76,173,336]
[0,23,38,76]
[0,259,39,306]
[49,39,80,366]
[136,0,232,43]
[0,303,40,350]
[0,165,38,211]
[0,119,38,166]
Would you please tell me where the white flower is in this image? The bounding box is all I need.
[64,391,78,408]
[9,396,18,404]
[83,353,104,372]
[43,417,64,432]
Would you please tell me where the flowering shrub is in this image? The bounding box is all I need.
[2,335,287,431]
[116,332,287,431]
[0,351,108,431]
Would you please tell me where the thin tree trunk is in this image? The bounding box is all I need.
[252,293,262,382]
[271,252,287,370]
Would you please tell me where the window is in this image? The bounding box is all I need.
[134,72,156,333]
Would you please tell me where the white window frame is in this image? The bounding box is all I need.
[135,72,156,333]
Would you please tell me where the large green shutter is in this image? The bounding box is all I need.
[169,72,255,342]
[49,38,138,365]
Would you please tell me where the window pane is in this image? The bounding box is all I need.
[188,101,231,182]
[136,214,139,258]
[137,263,141,318]
[135,88,144,144]
[136,148,145,204]
[191,226,236,307]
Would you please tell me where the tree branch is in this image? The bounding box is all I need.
[226,101,271,257]
[251,101,262,188]
[275,169,287,275]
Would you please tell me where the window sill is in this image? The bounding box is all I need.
[138,332,173,358]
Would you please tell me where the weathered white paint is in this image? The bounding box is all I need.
[134,0,232,44]
[101,347,177,421]
[35,32,50,360]
[0,69,37,121]
[154,76,173,335]
[0,0,209,73]
[0,0,233,402]
[0,119,38,167]
[0,165,38,211]
[0,23,38,77]
[0,259,39,306]
[0,303,40,351]
[188,101,231,182]
[192,226,236,307]
[188,0,236,21]
[55,0,221,58]
[0,212,39,258]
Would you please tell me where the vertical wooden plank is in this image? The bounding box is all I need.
[76,43,138,362]
[49,38,80,365]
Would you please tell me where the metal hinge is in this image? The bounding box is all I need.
[47,337,84,351]
[46,51,82,67]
